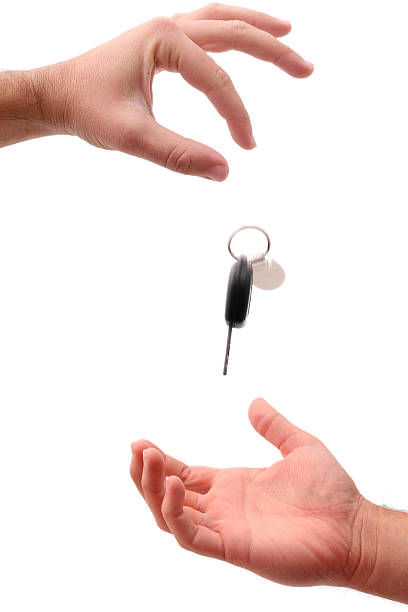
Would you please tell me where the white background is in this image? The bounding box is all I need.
[1,0,407,609]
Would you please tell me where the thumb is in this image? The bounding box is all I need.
[248,398,319,457]
[118,114,229,181]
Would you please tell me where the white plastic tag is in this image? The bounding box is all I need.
[252,258,285,290]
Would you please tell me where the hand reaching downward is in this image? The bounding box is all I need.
[1,5,313,179]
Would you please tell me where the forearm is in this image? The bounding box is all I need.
[349,500,408,603]
[0,69,60,147]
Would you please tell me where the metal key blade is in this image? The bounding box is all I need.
[223,324,233,375]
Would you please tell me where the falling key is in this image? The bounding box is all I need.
[223,255,253,375]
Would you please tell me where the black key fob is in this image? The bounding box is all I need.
[225,255,252,327]
[223,255,253,374]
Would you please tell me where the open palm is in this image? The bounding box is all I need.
[130,399,363,587]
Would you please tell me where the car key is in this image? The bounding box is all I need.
[223,255,253,375]
[223,226,285,375]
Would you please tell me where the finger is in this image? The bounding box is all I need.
[180,465,216,495]
[162,476,224,559]
[153,23,255,149]
[131,439,186,489]
[178,20,313,78]
[184,489,206,511]
[118,113,229,180]
[141,448,169,531]
[184,506,208,525]
[173,3,292,38]
[130,439,152,497]
[248,398,320,457]
[130,438,216,494]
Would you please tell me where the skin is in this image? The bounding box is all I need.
[5,5,407,602]
[0,3,313,179]
[131,398,408,603]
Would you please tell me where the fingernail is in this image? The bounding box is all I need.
[281,20,291,27]
[205,164,228,181]
[143,449,149,459]
[305,61,314,71]
[130,442,137,456]
[250,135,257,148]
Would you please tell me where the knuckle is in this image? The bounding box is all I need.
[258,411,278,438]
[149,16,179,35]
[145,481,163,495]
[275,45,293,66]
[165,143,193,174]
[207,2,222,12]
[262,417,278,441]
[180,465,191,482]
[231,19,250,39]
[214,66,232,89]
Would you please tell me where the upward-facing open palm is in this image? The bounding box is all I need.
[130,399,364,587]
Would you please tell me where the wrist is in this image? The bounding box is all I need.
[346,498,408,603]
[344,497,380,591]
[0,68,61,146]
[29,64,73,135]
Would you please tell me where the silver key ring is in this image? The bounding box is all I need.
[228,225,271,261]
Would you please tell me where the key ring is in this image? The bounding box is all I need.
[227,225,271,261]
